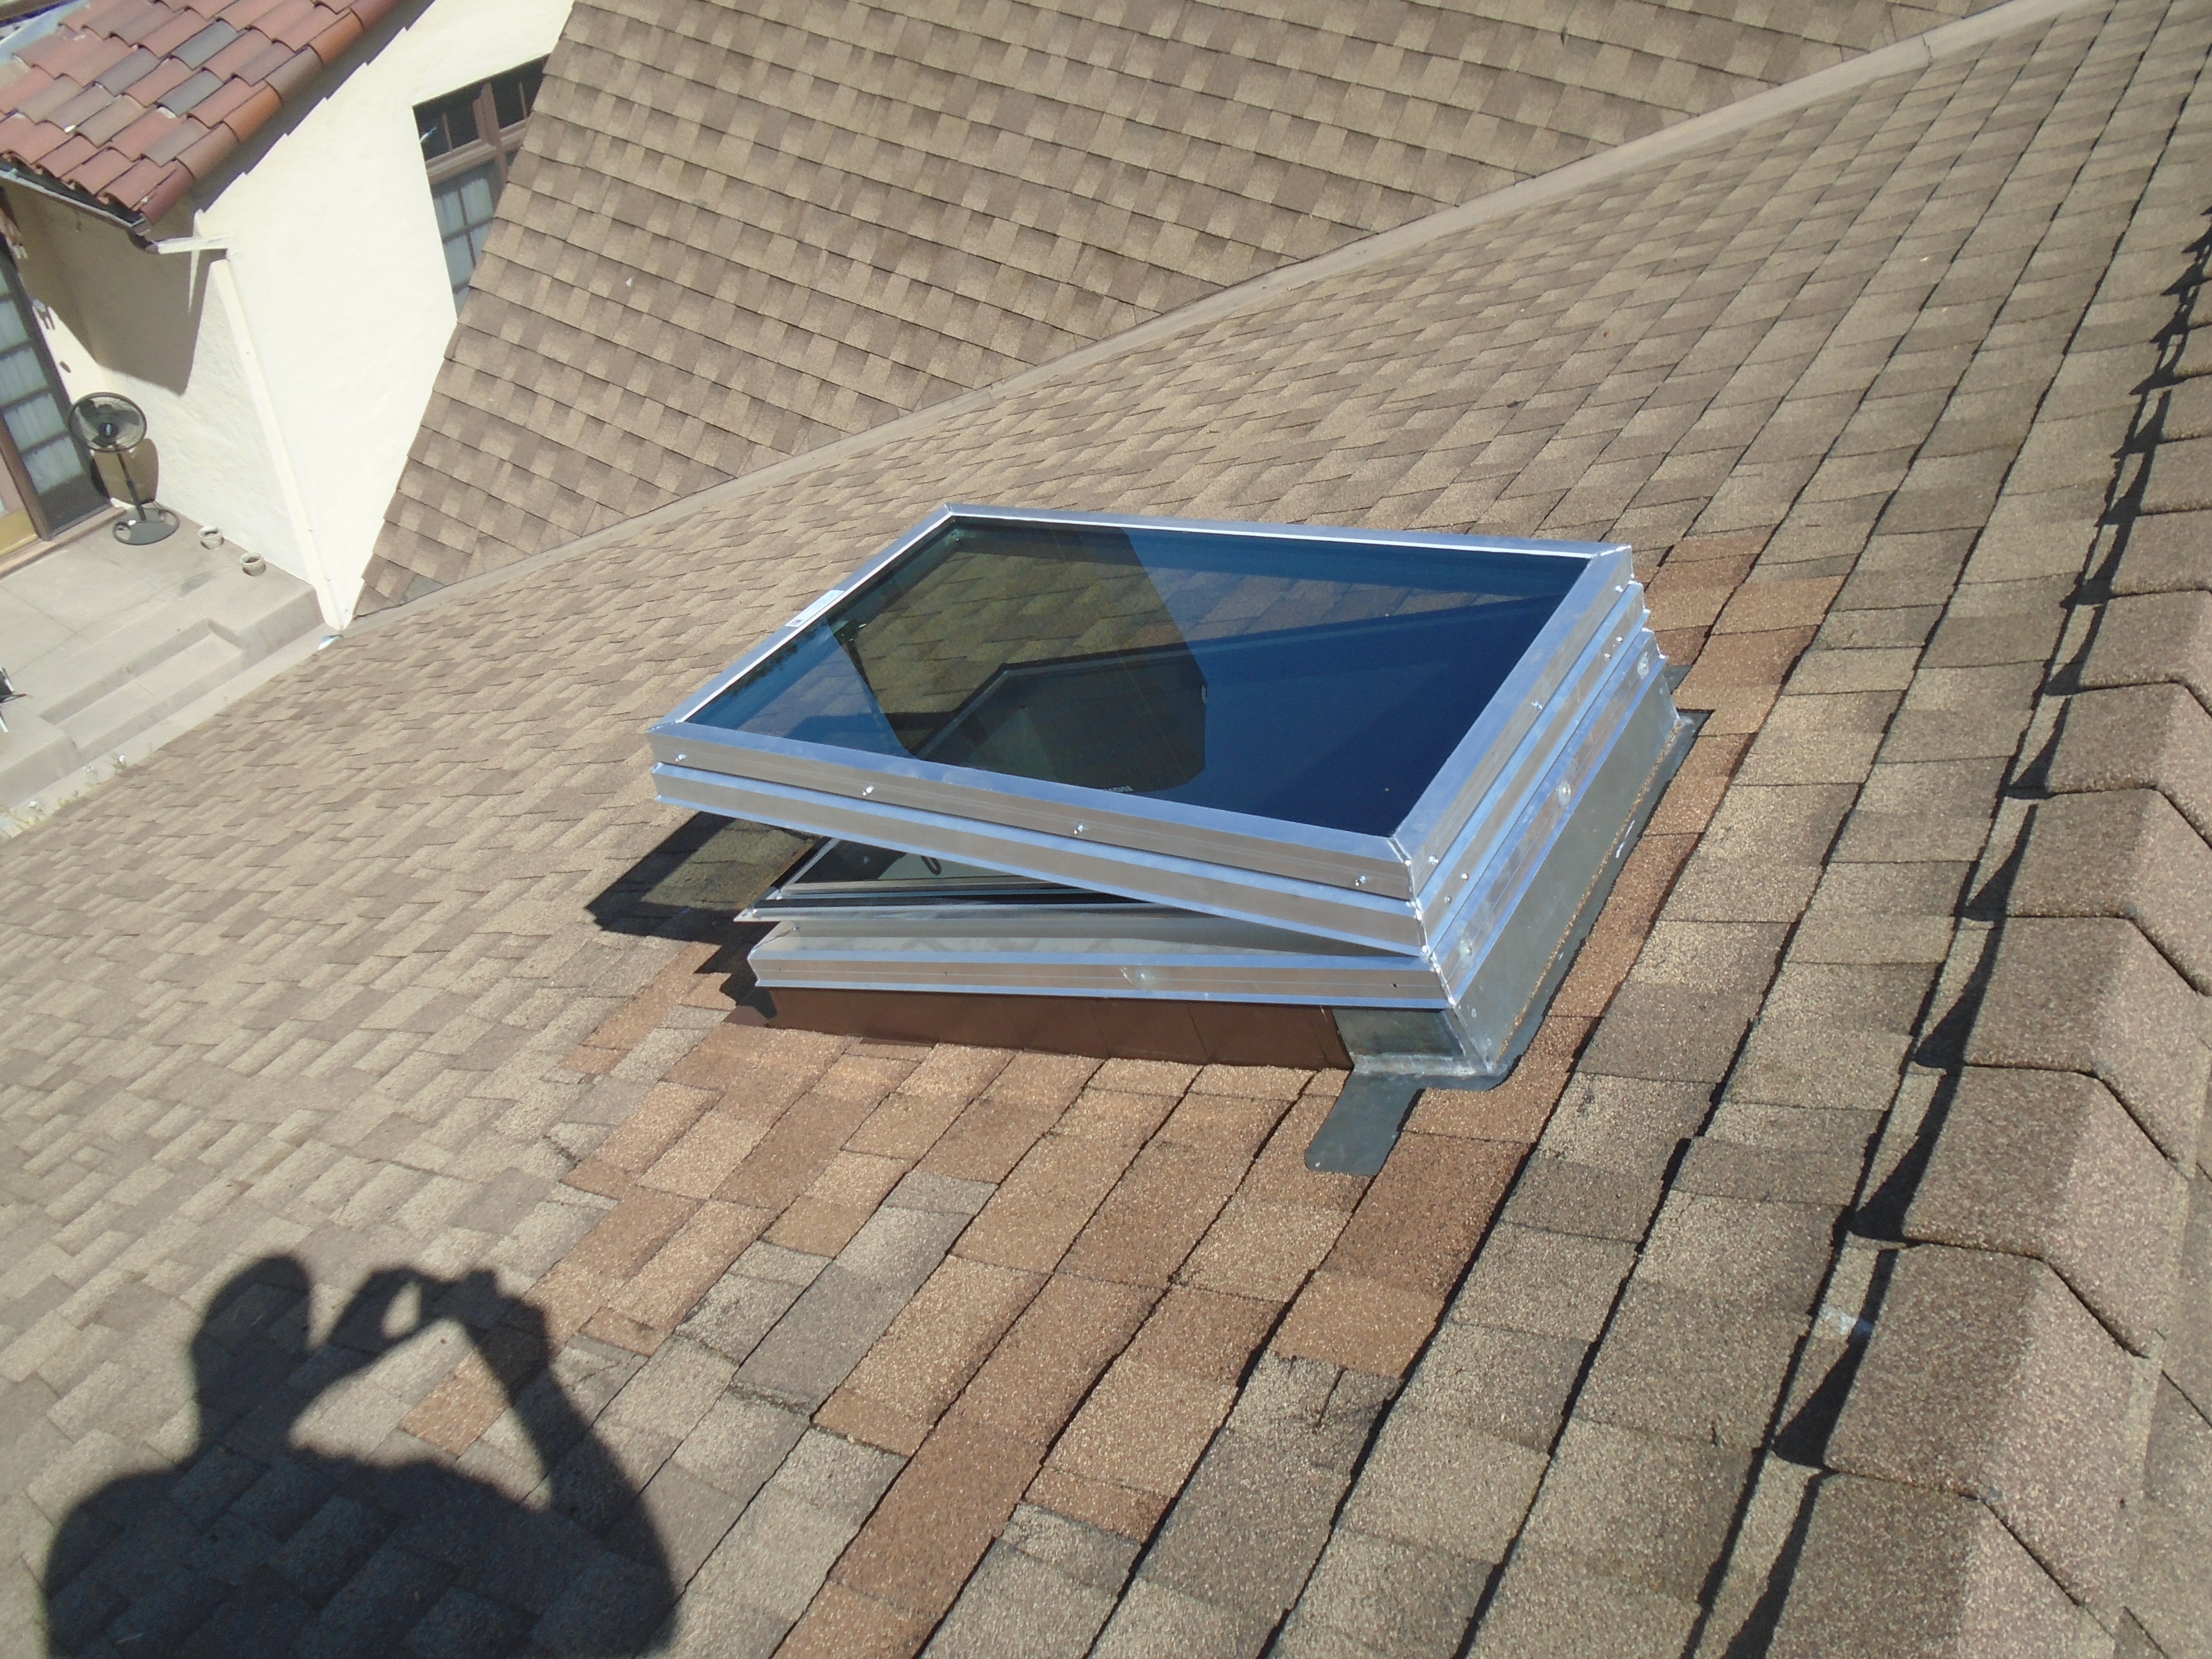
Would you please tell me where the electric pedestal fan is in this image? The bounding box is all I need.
[68,392,177,545]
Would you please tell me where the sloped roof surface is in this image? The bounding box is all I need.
[6,0,2212,1656]
[0,0,402,228]
[361,0,2003,610]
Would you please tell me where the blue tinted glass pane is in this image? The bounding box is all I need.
[692,520,1581,836]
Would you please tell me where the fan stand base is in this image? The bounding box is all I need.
[113,506,178,545]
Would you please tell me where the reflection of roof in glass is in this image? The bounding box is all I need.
[690,517,1582,836]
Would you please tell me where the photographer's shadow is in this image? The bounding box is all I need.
[42,1255,674,1658]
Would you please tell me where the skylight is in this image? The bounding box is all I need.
[651,506,1686,1094]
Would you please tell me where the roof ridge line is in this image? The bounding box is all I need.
[350,0,2112,638]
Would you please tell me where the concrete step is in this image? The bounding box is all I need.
[54,629,249,760]
[0,520,324,817]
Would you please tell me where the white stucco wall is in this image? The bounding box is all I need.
[12,0,574,623]
[18,199,301,577]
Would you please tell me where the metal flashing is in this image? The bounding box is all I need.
[653,505,1686,1096]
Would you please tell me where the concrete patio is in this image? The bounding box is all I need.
[0,515,324,831]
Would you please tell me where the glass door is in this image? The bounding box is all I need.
[0,251,102,538]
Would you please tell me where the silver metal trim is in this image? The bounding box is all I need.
[747,912,1449,1004]
[650,504,1634,903]
[1391,545,1636,871]
[1407,583,1649,921]
[1442,682,1683,1064]
[648,504,1686,1058]
[652,760,1432,951]
[738,666,1683,1019]
[650,725,1409,894]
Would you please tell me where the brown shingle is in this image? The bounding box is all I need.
[1966,916,2210,1164]
[1905,1066,2185,1353]
[2048,682,2212,841]
[1827,1245,2135,1603]
[367,0,2036,599]
[2011,790,2212,991]
[1769,1476,2083,1658]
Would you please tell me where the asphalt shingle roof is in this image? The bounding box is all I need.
[361,0,2007,612]
[6,0,2211,1655]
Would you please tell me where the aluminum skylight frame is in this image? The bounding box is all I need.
[649,504,1649,951]
[648,504,1687,1078]
[727,635,1682,1074]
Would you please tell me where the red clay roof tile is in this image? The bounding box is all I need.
[172,114,234,176]
[261,43,318,101]
[216,0,290,30]
[70,145,133,194]
[106,155,173,209]
[0,0,399,223]
[109,106,181,161]
[38,133,96,175]
[201,32,258,76]
[12,73,76,125]
[104,2,168,47]
[77,0,145,30]
[51,85,109,128]
[158,67,224,115]
[256,0,321,51]
[142,112,206,164]
[0,115,66,166]
[228,36,294,85]
[93,46,158,92]
[21,32,112,80]
[306,8,359,65]
[127,57,191,105]
[73,94,145,147]
[216,81,276,139]
[173,21,237,68]
[185,74,255,127]
[138,12,210,57]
